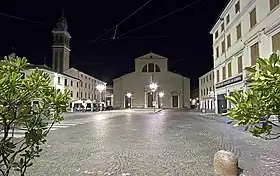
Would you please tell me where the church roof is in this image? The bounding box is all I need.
[135,52,168,60]
[26,64,79,80]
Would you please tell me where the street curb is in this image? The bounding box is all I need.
[199,113,232,124]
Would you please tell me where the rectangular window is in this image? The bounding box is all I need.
[236,23,242,40]
[226,14,230,24]
[58,77,60,84]
[250,8,257,29]
[81,82,83,87]
[251,42,259,66]
[203,89,205,96]
[88,93,90,99]
[89,84,91,89]
[206,76,208,82]
[217,70,220,82]
[64,79,67,86]
[228,62,232,78]
[272,31,280,51]
[227,34,231,48]
[201,90,203,96]
[238,56,243,73]
[210,87,212,91]
[209,74,212,80]
[270,0,279,11]
[70,91,73,97]
[77,82,79,87]
[222,66,226,80]
[216,46,219,58]
[235,1,240,13]
[222,40,225,53]
[71,80,73,86]
[81,92,83,98]
[221,23,224,32]
[77,92,79,98]
[85,83,87,88]
[215,31,219,39]
[85,93,87,99]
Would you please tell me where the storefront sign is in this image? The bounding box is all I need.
[216,75,243,89]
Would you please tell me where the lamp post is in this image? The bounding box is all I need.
[126,93,132,108]
[159,91,164,108]
[96,84,105,111]
[149,82,158,112]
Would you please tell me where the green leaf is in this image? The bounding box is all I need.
[269,52,278,66]
[225,95,238,104]
[258,57,268,66]
[246,67,257,73]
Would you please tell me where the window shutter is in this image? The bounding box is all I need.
[238,56,243,73]
[272,31,280,52]
[228,62,232,78]
[222,67,226,80]
[250,8,257,28]
[251,43,259,66]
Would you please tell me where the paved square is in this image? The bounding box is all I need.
[21,110,280,176]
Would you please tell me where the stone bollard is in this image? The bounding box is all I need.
[213,150,238,176]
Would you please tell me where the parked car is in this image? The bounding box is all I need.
[105,106,113,111]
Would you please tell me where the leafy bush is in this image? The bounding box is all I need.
[0,56,69,176]
[224,52,280,140]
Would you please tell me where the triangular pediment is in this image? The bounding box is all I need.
[135,52,168,60]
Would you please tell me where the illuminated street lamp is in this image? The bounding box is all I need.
[96,84,106,111]
[126,93,132,98]
[149,82,158,112]
[159,92,164,98]
[149,82,158,92]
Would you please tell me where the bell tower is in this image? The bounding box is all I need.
[52,10,71,73]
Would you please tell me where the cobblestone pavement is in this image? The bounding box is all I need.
[21,110,280,176]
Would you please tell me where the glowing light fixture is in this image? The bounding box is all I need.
[159,92,165,98]
[126,93,132,98]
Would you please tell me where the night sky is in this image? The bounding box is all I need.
[0,0,227,88]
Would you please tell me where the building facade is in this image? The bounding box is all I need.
[113,52,190,109]
[210,0,280,114]
[199,70,215,112]
[22,64,80,110]
[63,68,106,103]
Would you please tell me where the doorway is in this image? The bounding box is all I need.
[125,96,131,108]
[147,92,153,107]
[217,94,227,113]
[172,95,179,108]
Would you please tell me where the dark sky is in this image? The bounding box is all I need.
[0,0,227,88]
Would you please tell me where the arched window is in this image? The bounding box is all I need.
[155,64,161,72]
[141,63,161,72]
[142,65,148,72]
[148,63,154,72]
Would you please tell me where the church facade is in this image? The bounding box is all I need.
[113,53,190,109]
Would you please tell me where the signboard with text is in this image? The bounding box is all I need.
[216,75,243,89]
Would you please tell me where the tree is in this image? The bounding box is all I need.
[0,56,70,176]
[224,52,280,140]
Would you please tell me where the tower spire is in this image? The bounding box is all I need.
[52,9,71,73]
